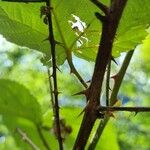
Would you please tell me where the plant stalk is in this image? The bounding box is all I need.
[46,0,63,149]
[73,0,128,149]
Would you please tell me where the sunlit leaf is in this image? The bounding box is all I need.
[0,2,66,65]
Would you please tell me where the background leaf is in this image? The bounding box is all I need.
[0,79,42,124]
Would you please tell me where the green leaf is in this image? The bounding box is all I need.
[0,3,47,52]
[52,0,150,60]
[112,0,150,56]
[0,2,66,65]
[0,79,42,124]
[113,25,147,57]
[141,30,150,61]
[0,0,150,63]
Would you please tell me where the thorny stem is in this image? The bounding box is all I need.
[46,0,63,149]
[36,125,51,150]
[16,128,40,150]
[88,50,134,149]
[106,60,111,106]
[73,1,128,149]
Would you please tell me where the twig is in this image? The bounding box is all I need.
[88,105,150,150]
[67,51,88,88]
[45,0,63,149]
[36,125,51,150]
[16,127,40,150]
[99,106,150,112]
[106,60,111,106]
[52,10,88,89]
[88,50,134,149]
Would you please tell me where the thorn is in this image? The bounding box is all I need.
[70,68,76,75]
[56,65,61,72]
[42,37,49,42]
[77,101,89,117]
[106,111,115,118]
[53,90,61,96]
[90,0,109,15]
[42,38,63,46]
[134,111,138,116]
[86,80,91,83]
[111,74,118,81]
[55,40,63,45]
[111,56,118,65]
[77,109,85,117]
[95,12,107,23]
[48,73,53,78]
[72,90,87,97]
[70,68,74,74]
[109,86,112,91]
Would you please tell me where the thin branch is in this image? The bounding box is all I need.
[45,0,63,149]
[52,10,88,89]
[36,125,51,150]
[90,0,109,15]
[16,128,40,150]
[67,51,88,88]
[99,106,150,112]
[110,50,134,105]
[88,50,134,149]
[106,60,111,106]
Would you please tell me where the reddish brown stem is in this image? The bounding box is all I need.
[73,1,128,149]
